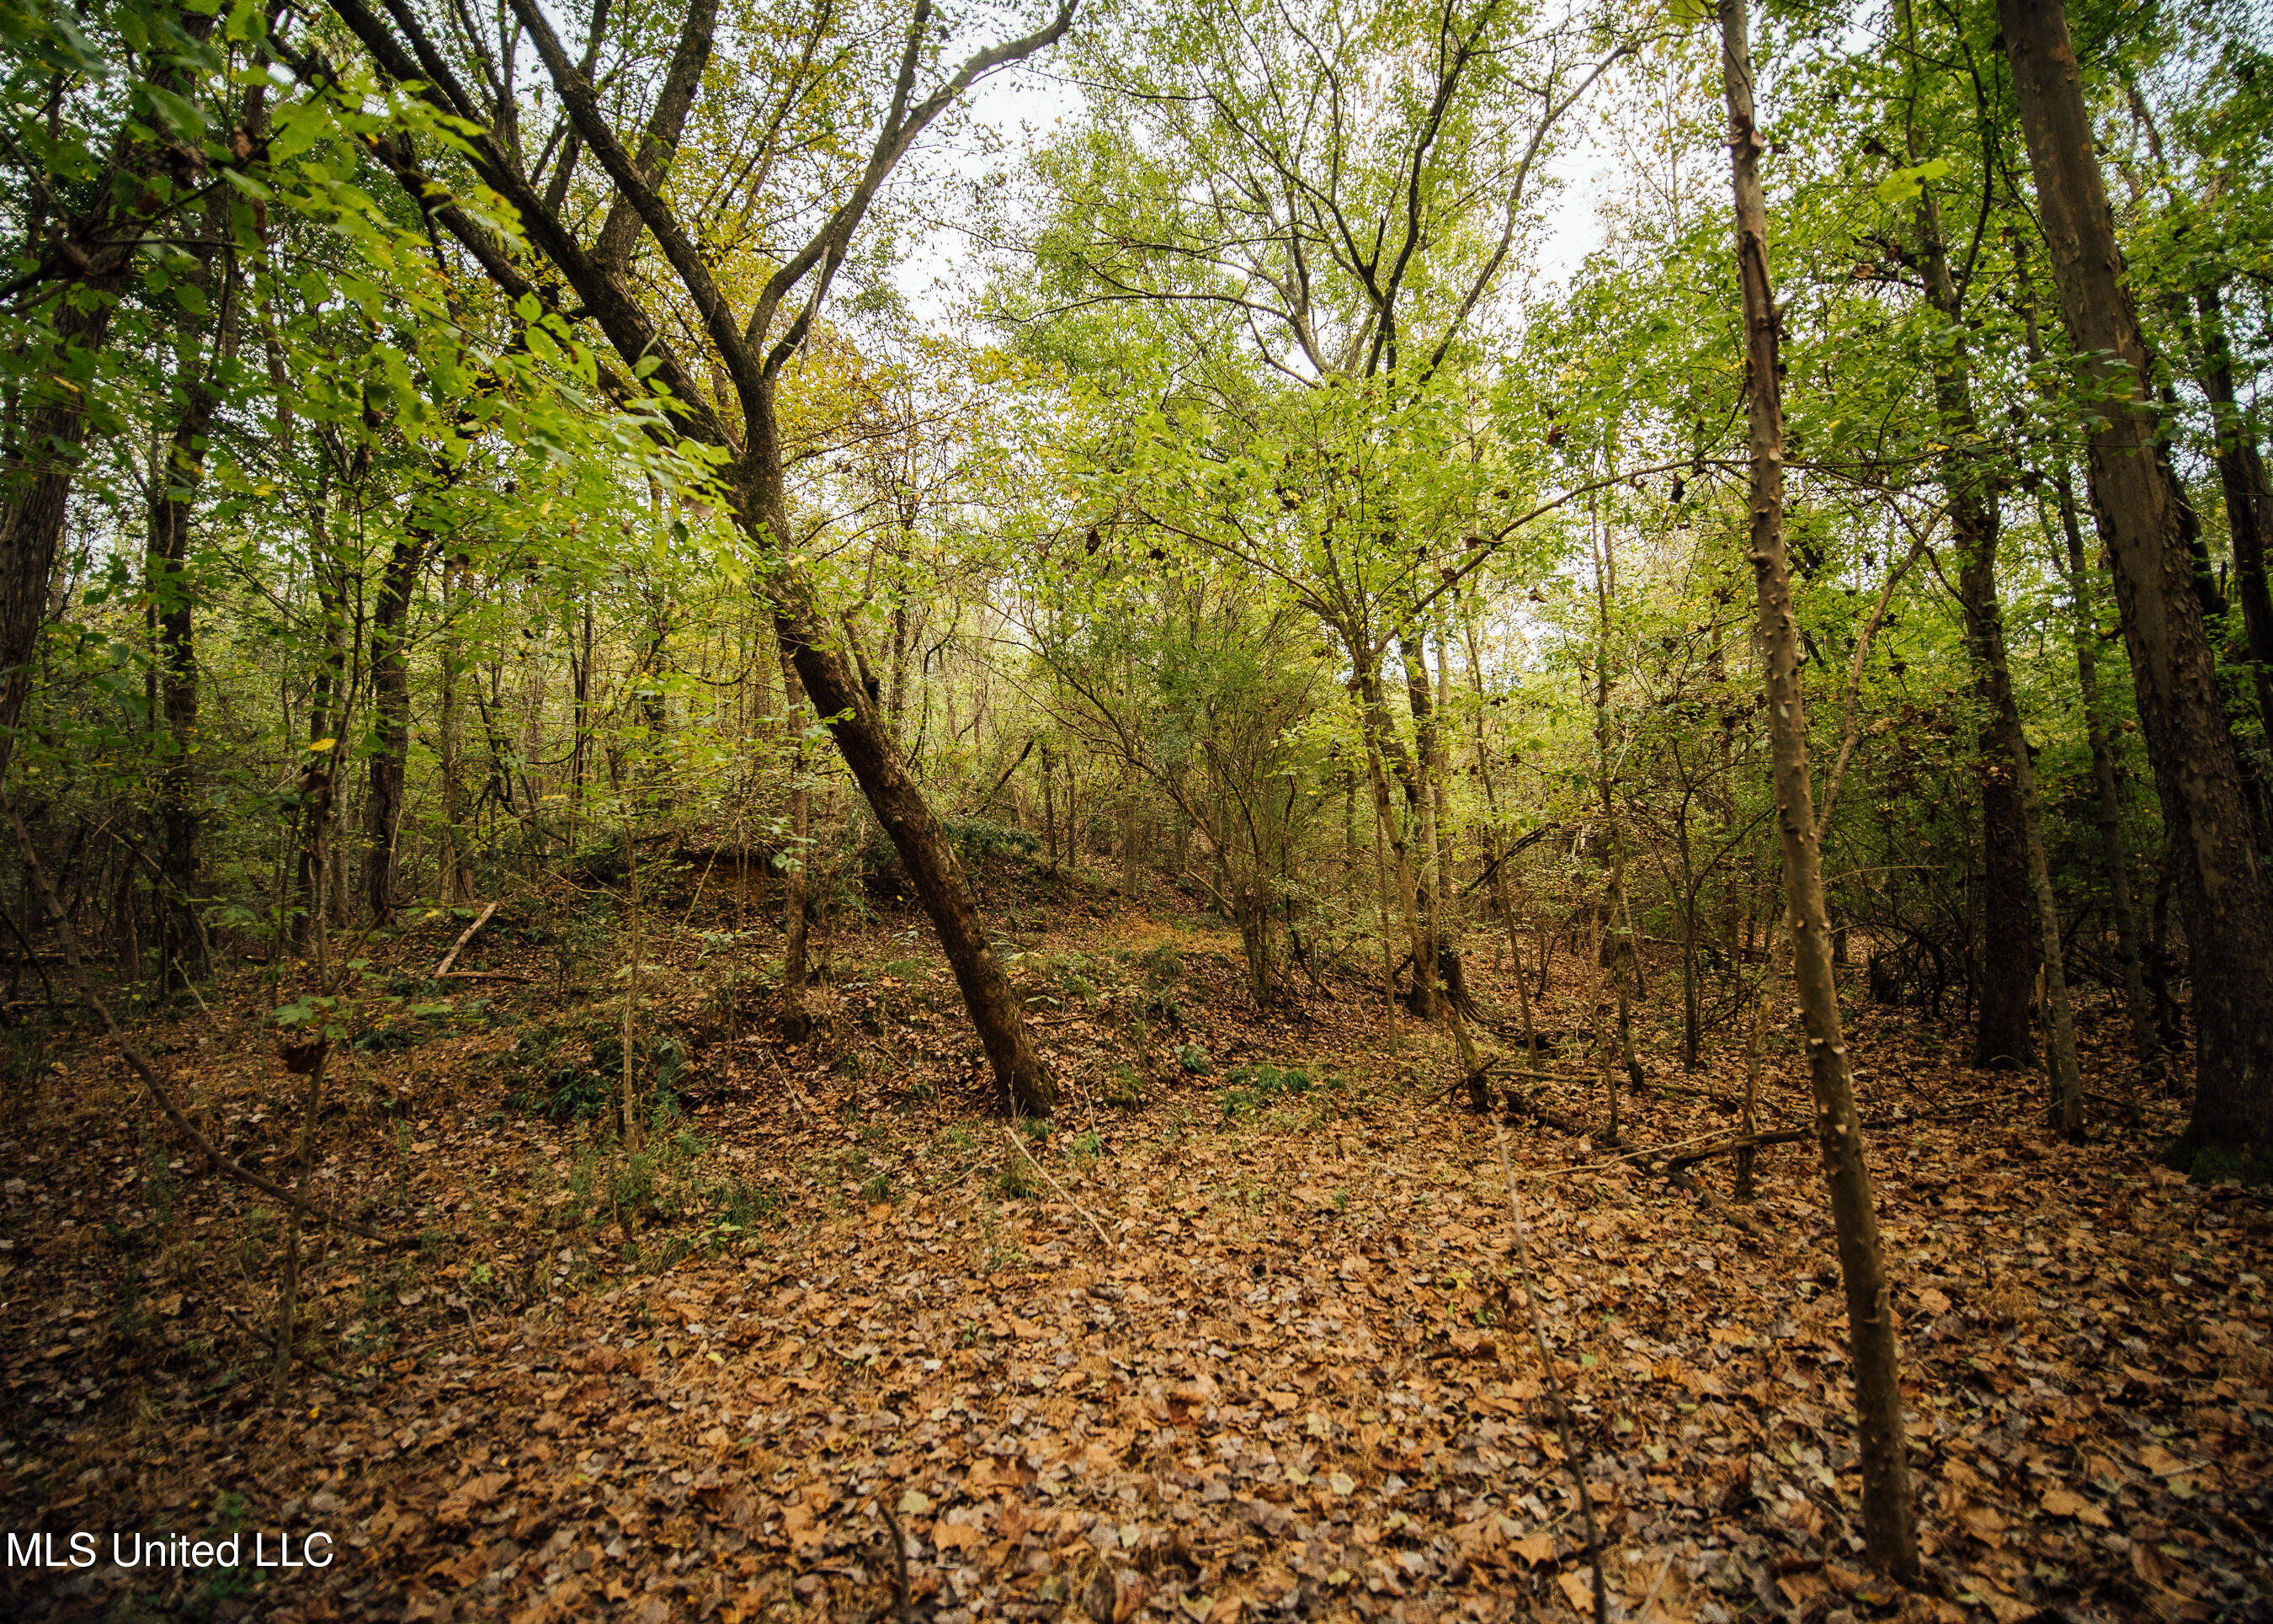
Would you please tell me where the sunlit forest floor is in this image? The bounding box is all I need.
[1,871,2268,1622]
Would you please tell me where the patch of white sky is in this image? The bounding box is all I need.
[876,46,1657,679]
[887,56,1628,333]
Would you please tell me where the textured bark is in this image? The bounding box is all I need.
[2059,468,2159,1066]
[1891,30,2042,1072]
[1961,551,2040,1067]
[363,534,429,923]
[2193,280,2273,737]
[148,345,225,972]
[1721,0,1918,1576]
[2002,0,2273,1159]
[295,539,344,945]
[0,13,216,785]
[438,556,472,903]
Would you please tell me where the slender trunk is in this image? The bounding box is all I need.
[1398,629,1479,1072]
[622,802,643,1153]
[439,555,472,903]
[1898,34,2079,1118]
[2057,467,2158,1065]
[2013,239,2160,1072]
[1374,781,1398,1052]
[779,647,810,995]
[148,377,222,974]
[2193,280,2273,738]
[1720,0,1918,1576]
[272,769,330,1408]
[2002,0,2273,1159]
[1461,617,1539,1065]
[295,535,343,946]
[569,603,593,851]
[1592,518,1645,1094]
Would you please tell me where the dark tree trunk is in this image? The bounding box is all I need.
[2001,0,2273,1160]
[2194,280,2273,738]
[1962,546,2041,1070]
[777,643,810,995]
[0,291,116,785]
[295,537,343,945]
[2060,465,2159,1066]
[363,534,427,924]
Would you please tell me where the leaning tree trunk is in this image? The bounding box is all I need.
[1719,0,1919,1578]
[746,446,1053,1116]
[2001,0,2273,1161]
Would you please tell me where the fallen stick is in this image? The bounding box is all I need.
[0,790,390,1246]
[1001,1126,1117,1254]
[1663,1128,1810,1171]
[439,970,535,983]
[433,900,498,977]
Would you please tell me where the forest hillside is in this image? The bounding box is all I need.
[0,0,2269,1617]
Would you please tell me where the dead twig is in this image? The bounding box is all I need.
[433,900,498,977]
[876,1499,913,1624]
[1001,1126,1117,1254]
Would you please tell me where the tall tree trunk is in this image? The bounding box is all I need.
[1892,20,2039,1069]
[295,530,344,945]
[1591,515,1646,1100]
[1397,629,1480,1072]
[146,314,229,976]
[2001,0,2273,1160]
[2057,466,2159,1066]
[2193,280,2273,739]
[1719,0,1919,1577]
[778,644,810,996]
[1900,0,2079,1131]
[438,554,472,903]
[745,438,1055,1114]
[363,533,427,924]
[2015,240,2161,1072]
[1461,615,1539,1066]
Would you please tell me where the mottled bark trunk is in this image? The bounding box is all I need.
[438,556,472,903]
[1721,0,1918,1576]
[295,537,343,946]
[363,535,425,924]
[147,373,223,972]
[2002,0,2273,1160]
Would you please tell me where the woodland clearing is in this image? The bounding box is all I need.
[0,873,2266,1623]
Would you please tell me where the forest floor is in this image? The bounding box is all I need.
[0,868,2268,1624]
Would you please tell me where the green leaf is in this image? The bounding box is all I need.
[1874,157,1951,205]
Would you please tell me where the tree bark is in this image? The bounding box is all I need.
[439,555,472,902]
[778,643,811,995]
[1720,0,1919,1577]
[2057,466,2159,1065]
[146,289,231,975]
[363,532,428,924]
[2001,0,2273,1160]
